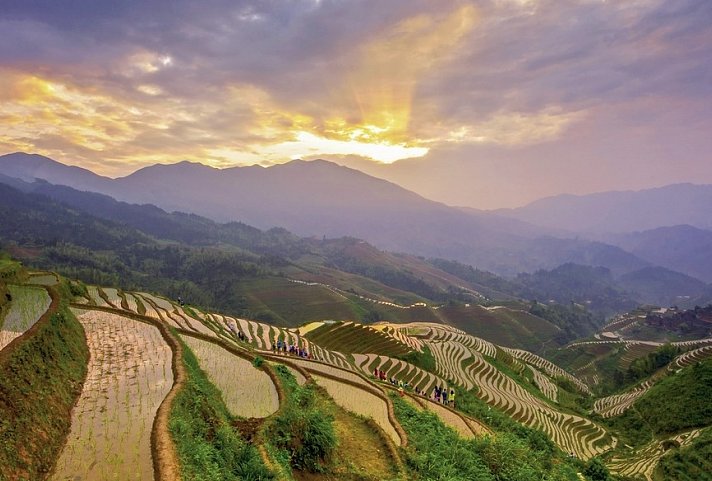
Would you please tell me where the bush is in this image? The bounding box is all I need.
[267,366,337,472]
[583,457,612,481]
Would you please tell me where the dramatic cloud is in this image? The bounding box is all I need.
[1,0,711,205]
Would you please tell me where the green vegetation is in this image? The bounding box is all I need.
[395,345,436,373]
[603,408,654,447]
[264,365,337,473]
[306,321,412,357]
[392,394,581,481]
[0,253,23,282]
[618,344,680,386]
[606,360,712,445]
[170,338,273,481]
[0,292,89,481]
[635,360,712,436]
[655,428,712,481]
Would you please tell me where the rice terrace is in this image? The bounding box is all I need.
[2,253,712,480]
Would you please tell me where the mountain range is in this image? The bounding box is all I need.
[1,152,712,301]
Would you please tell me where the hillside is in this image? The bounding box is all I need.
[1,152,658,277]
[0,270,606,480]
[0,179,610,351]
[4,259,712,479]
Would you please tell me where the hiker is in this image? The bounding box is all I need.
[374,367,379,378]
[442,389,448,404]
[449,388,455,407]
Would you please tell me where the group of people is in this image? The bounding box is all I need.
[272,339,311,359]
[433,385,456,407]
[372,367,455,406]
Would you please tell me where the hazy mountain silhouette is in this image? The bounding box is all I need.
[606,225,712,283]
[497,184,712,234]
[0,152,652,276]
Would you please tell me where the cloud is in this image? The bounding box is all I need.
[0,0,710,182]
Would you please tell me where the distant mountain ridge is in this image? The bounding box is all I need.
[605,225,712,283]
[0,152,680,277]
[498,183,712,234]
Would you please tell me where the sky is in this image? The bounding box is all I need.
[1,0,711,208]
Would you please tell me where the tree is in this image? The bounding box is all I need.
[583,457,612,481]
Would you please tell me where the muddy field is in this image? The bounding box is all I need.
[51,310,173,481]
[181,335,279,418]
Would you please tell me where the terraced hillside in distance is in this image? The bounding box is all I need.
[3,266,712,481]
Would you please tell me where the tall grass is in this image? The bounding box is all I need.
[264,365,337,473]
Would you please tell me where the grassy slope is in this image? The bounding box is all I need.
[655,428,712,481]
[170,337,273,481]
[0,286,89,481]
[392,394,581,481]
[606,359,712,446]
[263,364,400,481]
[234,277,366,326]
[437,304,560,351]
[634,360,712,435]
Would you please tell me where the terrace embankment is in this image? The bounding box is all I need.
[0,287,89,481]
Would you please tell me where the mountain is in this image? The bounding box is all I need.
[0,180,599,349]
[0,152,652,277]
[617,266,712,307]
[606,225,712,283]
[498,183,712,234]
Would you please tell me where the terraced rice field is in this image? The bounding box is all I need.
[376,324,424,352]
[670,344,712,369]
[305,321,412,357]
[529,366,558,402]
[463,350,614,458]
[619,343,659,370]
[419,398,475,439]
[123,293,141,314]
[502,347,591,394]
[219,315,354,370]
[353,353,447,393]
[102,288,123,309]
[424,323,497,358]
[608,429,702,480]
[0,285,51,352]
[52,310,172,481]
[181,335,279,418]
[86,286,111,308]
[593,380,653,418]
[428,340,475,389]
[26,273,58,286]
[312,374,401,445]
[288,357,378,393]
[296,321,325,336]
